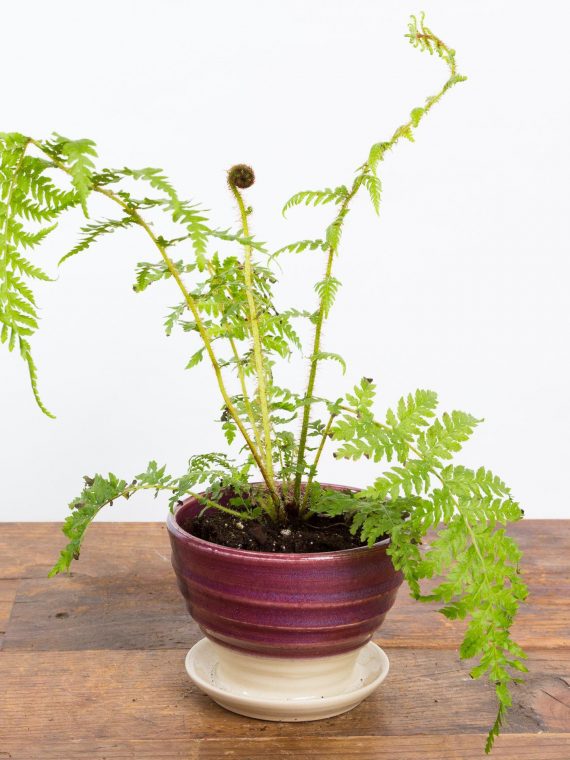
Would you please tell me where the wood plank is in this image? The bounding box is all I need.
[2,519,568,653]
[0,580,18,649]
[0,522,170,580]
[3,573,197,652]
[4,555,567,652]
[192,734,570,760]
[0,649,567,750]
[376,582,570,650]
[505,520,569,573]
[1,734,569,760]
[0,520,566,580]
[0,521,568,759]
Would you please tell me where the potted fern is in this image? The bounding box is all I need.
[0,15,526,754]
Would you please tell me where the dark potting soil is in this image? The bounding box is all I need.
[183,510,368,553]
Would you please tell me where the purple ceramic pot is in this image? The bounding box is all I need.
[167,486,404,660]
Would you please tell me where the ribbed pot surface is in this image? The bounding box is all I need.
[167,488,404,658]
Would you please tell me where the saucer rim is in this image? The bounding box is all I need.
[185,638,390,710]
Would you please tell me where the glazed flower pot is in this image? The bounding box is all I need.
[167,486,404,721]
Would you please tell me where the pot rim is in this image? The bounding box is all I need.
[167,482,391,560]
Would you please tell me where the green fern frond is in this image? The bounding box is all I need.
[365,14,466,177]
[259,310,304,356]
[406,12,459,75]
[5,271,37,304]
[52,134,97,216]
[9,196,64,223]
[361,173,382,215]
[9,251,51,281]
[48,454,259,576]
[338,384,526,757]
[186,347,205,368]
[7,220,57,249]
[0,133,78,416]
[485,702,507,754]
[345,376,376,412]
[272,239,327,257]
[120,166,179,204]
[332,380,396,463]
[417,410,481,463]
[367,142,391,173]
[19,165,78,210]
[133,259,194,293]
[282,186,348,217]
[208,227,267,253]
[385,389,438,462]
[48,472,133,576]
[59,216,135,265]
[20,339,55,418]
[310,351,346,374]
[325,207,349,249]
[314,275,341,317]
[165,199,210,270]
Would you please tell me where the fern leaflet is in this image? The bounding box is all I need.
[282,186,348,217]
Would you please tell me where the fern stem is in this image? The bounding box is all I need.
[294,183,360,509]
[229,335,265,456]
[106,189,281,509]
[28,138,281,510]
[301,412,337,511]
[228,181,276,493]
[294,36,466,510]
[108,483,250,520]
[204,258,265,458]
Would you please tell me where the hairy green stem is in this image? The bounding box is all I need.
[228,181,276,493]
[103,482,250,520]
[301,412,337,511]
[205,258,266,458]
[99,186,280,504]
[229,335,265,456]
[294,182,360,508]
[29,138,281,512]
[294,30,465,511]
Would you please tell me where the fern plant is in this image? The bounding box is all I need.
[1,14,525,753]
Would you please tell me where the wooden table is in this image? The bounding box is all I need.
[0,520,568,759]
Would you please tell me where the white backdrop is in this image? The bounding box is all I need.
[1,0,568,521]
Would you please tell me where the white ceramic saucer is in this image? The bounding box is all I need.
[185,638,390,722]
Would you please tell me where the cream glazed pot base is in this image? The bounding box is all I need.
[185,638,390,721]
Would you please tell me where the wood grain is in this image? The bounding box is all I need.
[192,734,570,760]
[0,522,169,580]
[3,521,568,652]
[3,570,569,652]
[2,519,565,579]
[0,649,567,743]
[0,520,568,760]
[0,580,18,649]
[0,735,569,760]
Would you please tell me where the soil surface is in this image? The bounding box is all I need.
[183,510,368,553]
